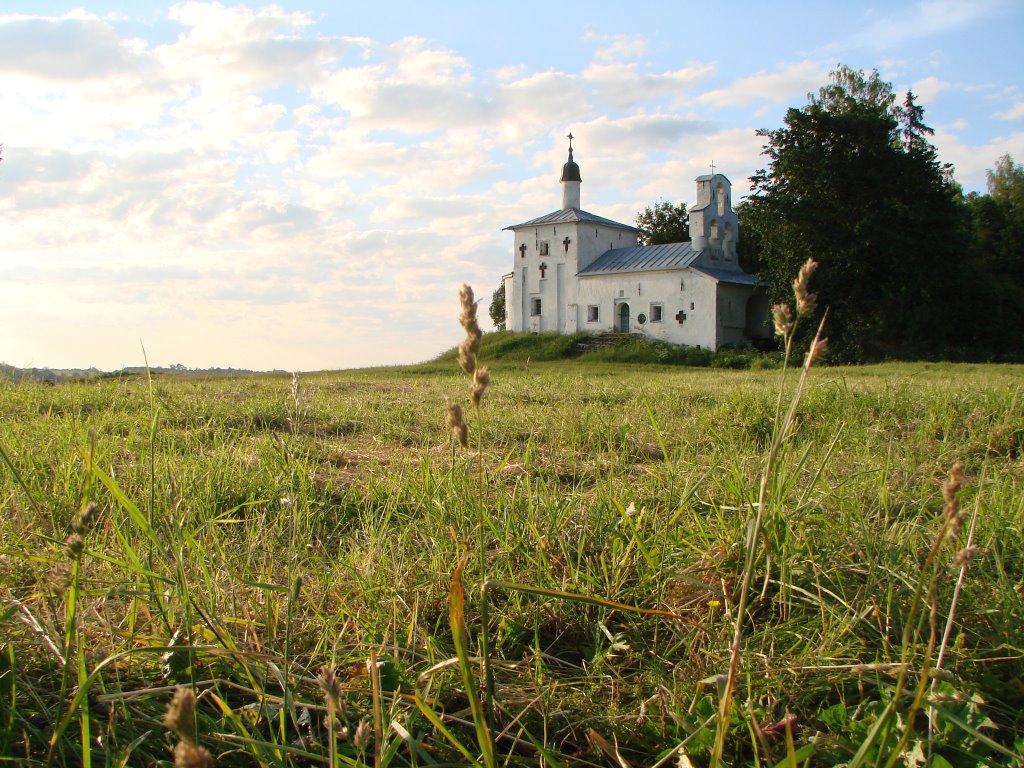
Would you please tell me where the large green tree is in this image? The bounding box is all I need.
[743,66,964,361]
[635,199,690,245]
[960,155,1024,354]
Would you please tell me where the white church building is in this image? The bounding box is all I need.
[503,139,771,350]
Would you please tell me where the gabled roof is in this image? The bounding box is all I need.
[577,242,700,275]
[504,207,639,232]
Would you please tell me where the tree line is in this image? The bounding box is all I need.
[636,66,1024,363]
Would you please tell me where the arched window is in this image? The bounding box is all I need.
[716,183,727,216]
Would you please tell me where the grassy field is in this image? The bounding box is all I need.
[1,350,1023,766]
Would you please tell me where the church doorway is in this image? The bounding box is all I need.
[618,303,630,333]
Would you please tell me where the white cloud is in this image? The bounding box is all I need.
[996,101,1024,120]
[696,61,829,108]
[910,75,946,104]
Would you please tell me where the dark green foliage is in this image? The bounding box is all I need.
[744,66,966,362]
[635,199,690,245]
[432,331,780,369]
[488,282,506,330]
[959,155,1024,355]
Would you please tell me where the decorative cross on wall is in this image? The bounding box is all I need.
[519,243,527,258]
[539,262,548,278]
[563,236,571,253]
[675,310,687,324]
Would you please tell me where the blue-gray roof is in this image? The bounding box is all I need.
[504,207,639,232]
[577,242,699,275]
[691,266,761,285]
[578,242,761,284]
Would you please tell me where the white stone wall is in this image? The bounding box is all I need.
[576,270,722,349]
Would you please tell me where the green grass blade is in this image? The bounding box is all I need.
[449,552,496,768]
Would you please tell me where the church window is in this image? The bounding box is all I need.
[690,302,695,310]
[717,183,726,216]
[587,305,599,322]
[650,303,663,323]
[531,298,542,316]
[539,241,549,256]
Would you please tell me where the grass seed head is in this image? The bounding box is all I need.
[470,366,491,406]
[771,303,793,337]
[954,545,982,568]
[63,533,84,559]
[164,686,198,743]
[943,461,966,537]
[71,502,99,535]
[174,741,213,768]
[317,665,346,719]
[457,339,477,375]
[353,717,372,751]
[792,258,819,317]
[445,400,469,447]
[457,284,482,373]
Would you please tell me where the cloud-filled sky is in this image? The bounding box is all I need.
[2,0,1022,371]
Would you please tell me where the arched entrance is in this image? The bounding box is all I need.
[618,302,630,333]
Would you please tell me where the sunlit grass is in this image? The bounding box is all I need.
[0,357,1022,765]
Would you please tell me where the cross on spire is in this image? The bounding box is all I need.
[710,160,716,174]
[567,132,574,150]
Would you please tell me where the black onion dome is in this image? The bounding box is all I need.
[560,148,581,182]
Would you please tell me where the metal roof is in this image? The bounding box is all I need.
[577,243,762,284]
[504,207,639,231]
[691,266,762,285]
[577,242,700,275]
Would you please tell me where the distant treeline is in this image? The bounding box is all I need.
[0,362,280,383]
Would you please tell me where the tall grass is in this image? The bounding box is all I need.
[0,318,1022,764]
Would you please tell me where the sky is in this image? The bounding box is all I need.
[2,1,1022,372]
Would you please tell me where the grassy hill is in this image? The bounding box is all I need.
[1,357,1022,765]
[430,330,781,369]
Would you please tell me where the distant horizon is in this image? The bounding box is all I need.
[2,1,1022,371]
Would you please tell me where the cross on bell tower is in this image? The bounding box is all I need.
[560,132,582,209]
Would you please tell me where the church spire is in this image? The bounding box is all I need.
[560,132,581,209]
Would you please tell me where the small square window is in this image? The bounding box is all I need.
[587,305,599,322]
[531,298,542,316]
[650,304,663,323]
[690,302,695,310]
[539,242,549,256]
